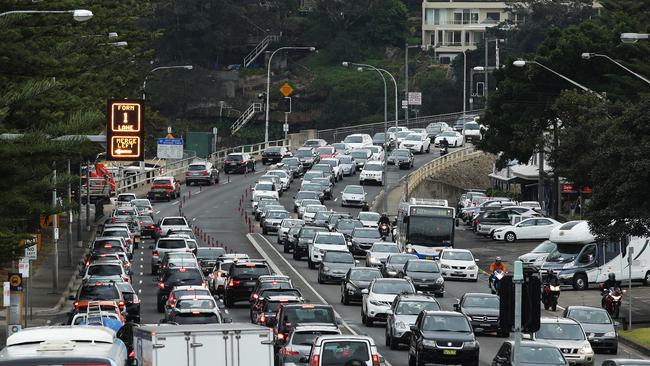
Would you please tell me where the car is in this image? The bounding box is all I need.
[295,147,319,168]
[70,310,125,332]
[303,204,327,223]
[399,132,431,153]
[493,218,562,242]
[385,293,441,350]
[563,306,618,354]
[292,225,330,260]
[320,158,343,181]
[453,115,477,131]
[600,360,650,366]
[83,261,131,284]
[302,335,380,366]
[159,251,198,274]
[359,161,384,186]
[276,324,342,366]
[208,257,246,295]
[453,293,503,335]
[262,209,290,235]
[261,146,291,165]
[361,278,416,326]
[343,133,373,149]
[312,178,334,200]
[408,310,480,366]
[300,182,327,203]
[308,232,349,269]
[223,152,255,174]
[163,285,211,316]
[185,161,220,186]
[425,122,450,142]
[101,227,135,254]
[156,267,205,312]
[258,175,283,196]
[267,170,291,191]
[340,267,383,305]
[281,157,304,177]
[284,226,302,253]
[337,155,356,176]
[373,132,396,149]
[252,181,279,201]
[157,216,189,236]
[296,199,322,219]
[71,282,124,313]
[302,170,325,185]
[438,248,479,281]
[333,218,364,238]
[255,199,281,220]
[340,185,367,208]
[325,212,352,231]
[223,261,271,307]
[138,215,159,238]
[150,237,190,275]
[310,163,336,184]
[278,218,305,245]
[332,142,352,155]
[254,294,304,326]
[315,145,336,160]
[518,240,557,267]
[357,211,381,227]
[366,242,400,267]
[349,227,382,256]
[195,247,226,275]
[258,204,285,224]
[249,275,293,305]
[350,149,373,170]
[462,121,482,141]
[397,259,444,296]
[318,251,358,284]
[534,317,595,366]
[252,288,304,325]
[434,130,465,147]
[147,176,181,201]
[366,145,385,161]
[312,210,335,228]
[273,303,338,348]
[381,253,418,278]
[303,138,328,148]
[130,198,154,218]
[116,193,137,205]
[166,304,223,325]
[387,148,414,169]
[492,340,569,366]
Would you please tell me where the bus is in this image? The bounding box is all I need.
[395,198,457,259]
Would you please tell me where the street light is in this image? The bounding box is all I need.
[0,9,93,22]
[581,52,650,85]
[264,46,316,146]
[620,33,649,44]
[342,61,391,214]
[512,59,605,100]
[404,43,429,125]
[142,65,193,100]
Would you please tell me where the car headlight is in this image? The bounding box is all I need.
[435,277,444,284]
[494,228,504,233]
[322,266,330,272]
[463,341,478,349]
[422,339,437,347]
[603,331,616,337]
[387,270,397,276]
[395,321,407,329]
[467,265,477,271]
[318,248,326,254]
[369,257,380,264]
[369,299,383,306]
[441,264,450,269]
[579,344,593,354]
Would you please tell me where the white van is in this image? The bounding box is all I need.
[343,134,373,149]
[541,220,650,290]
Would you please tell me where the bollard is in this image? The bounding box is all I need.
[228,175,230,183]
[199,185,202,193]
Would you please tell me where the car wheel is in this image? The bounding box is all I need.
[644,270,650,286]
[572,273,588,290]
[283,244,290,253]
[426,146,430,153]
[385,328,391,347]
[342,292,349,305]
[419,146,423,154]
[317,274,323,284]
[505,232,516,243]
[366,315,374,327]
[293,252,301,260]
[408,354,416,366]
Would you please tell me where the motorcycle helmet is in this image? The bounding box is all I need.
[546,269,555,276]
[495,256,502,264]
[381,213,388,218]
[608,273,616,281]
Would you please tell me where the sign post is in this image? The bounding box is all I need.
[407,92,422,106]
[107,99,145,161]
[156,138,184,159]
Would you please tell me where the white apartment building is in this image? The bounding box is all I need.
[422,0,511,63]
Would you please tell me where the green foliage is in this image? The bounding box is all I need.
[412,67,462,116]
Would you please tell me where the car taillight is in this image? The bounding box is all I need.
[129,350,135,358]
[133,294,140,304]
[200,171,209,175]
[277,333,286,341]
[240,161,246,165]
[224,160,230,165]
[159,282,165,289]
[252,293,259,300]
[118,300,125,309]
[228,280,240,287]
[372,354,380,366]
[153,251,159,257]
[281,347,300,356]
[123,277,129,282]
[259,314,266,324]
[311,354,319,366]
[73,301,79,308]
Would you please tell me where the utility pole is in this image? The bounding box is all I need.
[77,163,83,248]
[628,247,634,330]
[538,146,545,214]
[85,161,90,231]
[67,160,72,266]
[484,37,489,102]
[462,51,467,118]
[405,42,409,127]
[51,162,59,292]
[513,260,524,366]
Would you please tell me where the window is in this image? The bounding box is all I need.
[425,8,434,24]
[453,9,479,24]
[445,31,462,46]
[486,12,501,22]
[434,9,441,25]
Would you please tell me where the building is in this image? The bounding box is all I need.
[421,0,511,63]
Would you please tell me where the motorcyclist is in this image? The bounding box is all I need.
[488,257,507,291]
[545,269,560,286]
[601,273,620,307]
[440,138,449,153]
[378,213,391,226]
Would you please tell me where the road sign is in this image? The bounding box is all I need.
[401,100,408,109]
[25,245,37,261]
[279,83,294,97]
[3,282,9,306]
[19,259,29,278]
[157,138,184,159]
[8,273,22,291]
[408,92,422,106]
[107,99,145,161]
[283,123,289,132]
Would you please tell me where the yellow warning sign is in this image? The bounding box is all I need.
[9,273,22,291]
[279,83,294,97]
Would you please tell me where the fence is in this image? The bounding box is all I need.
[209,138,291,168]
[115,151,197,194]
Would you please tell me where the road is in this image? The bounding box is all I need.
[125,147,646,366]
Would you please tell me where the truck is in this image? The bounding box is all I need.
[133,323,274,366]
[79,162,117,204]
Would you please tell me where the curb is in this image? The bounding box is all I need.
[619,334,650,357]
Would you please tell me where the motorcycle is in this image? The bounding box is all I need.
[378,223,391,240]
[440,146,448,156]
[601,285,624,318]
[490,269,505,294]
[542,283,561,311]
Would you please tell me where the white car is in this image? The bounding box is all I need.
[366,145,385,161]
[365,242,400,267]
[434,131,464,147]
[399,133,431,154]
[158,216,189,236]
[343,133,373,149]
[308,232,349,269]
[332,142,352,155]
[303,204,327,223]
[338,155,356,176]
[297,199,322,219]
[258,175,283,196]
[492,218,562,242]
[266,170,291,191]
[252,181,279,201]
[361,278,416,326]
[359,161,384,186]
[394,131,411,146]
[462,121,482,141]
[357,211,380,227]
[387,126,409,134]
[320,158,343,181]
[438,248,479,281]
[340,185,367,207]
[130,198,154,217]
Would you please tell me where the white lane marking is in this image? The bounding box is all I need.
[192,217,197,221]
[194,190,202,195]
[171,201,180,206]
[139,280,143,284]
[140,257,143,262]
[155,210,160,214]
[333,198,338,202]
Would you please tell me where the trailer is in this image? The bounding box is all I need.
[133,323,274,366]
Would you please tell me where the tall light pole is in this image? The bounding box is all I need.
[0,9,93,21]
[142,65,193,100]
[512,60,605,100]
[620,33,649,43]
[462,50,467,117]
[343,61,389,214]
[405,43,427,126]
[581,52,650,85]
[264,46,316,146]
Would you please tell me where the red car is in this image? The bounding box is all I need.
[147,176,181,201]
[315,146,336,159]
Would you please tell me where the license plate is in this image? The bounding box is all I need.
[426,256,433,260]
[455,271,463,275]
[443,350,457,356]
[480,323,491,327]
[230,162,237,166]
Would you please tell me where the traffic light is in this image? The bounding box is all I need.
[498,275,514,332]
[279,97,291,113]
[522,275,541,333]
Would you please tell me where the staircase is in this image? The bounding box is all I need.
[243,34,281,68]
[230,102,263,134]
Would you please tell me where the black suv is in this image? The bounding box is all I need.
[408,310,480,366]
[292,225,329,260]
[340,267,382,305]
[453,293,503,336]
[156,267,205,312]
[223,261,271,307]
[116,282,141,323]
[255,294,304,327]
[397,259,444,297]
[273,303,338,348]
[195,247,226,275]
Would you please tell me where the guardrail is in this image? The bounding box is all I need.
[115,151,197,194]
[209,138,291,168]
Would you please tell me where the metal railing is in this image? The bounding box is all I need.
[209,138,291,169]
[115,151,197,194]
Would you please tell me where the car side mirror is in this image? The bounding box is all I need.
[68,295,75,300]
[361,289,369,295]
[299,357,309,363]
[453,303,460,311]
[474,258,480,262]
[410,325,418,332]
[149,245,154,250]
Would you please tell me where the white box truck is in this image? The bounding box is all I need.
[133,323,274,366]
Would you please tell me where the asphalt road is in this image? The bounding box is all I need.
[125,148,646,366]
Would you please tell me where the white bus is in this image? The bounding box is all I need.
[395,198,457,259]
[541,220,650,290]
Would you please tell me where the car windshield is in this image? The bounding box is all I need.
[374,133,386,140]
[306,205,326,213]
[283,307,335,325]
[231,265,270,278]
[266,147,281,153]
[408,261,440,273]
[317,147,334,155]
[367,146,381,154]
[463,296,500,308]
[405,134,421,141]
[389,255,418,265]
[422,315,471,332]
[395,301,441,315]
[103,230,128,238]
[268,211,290,219]
[139,216,154,224]
[267,300,299,312]
[393,150,410,157]
[338,156,353,164]
[344,186,364,194]
[282,220,303,228]
[303,184,322,192]
[296,149,313,158]
[315,211,333,220]
[350,269,382,281]
[283,158,299,166]
[188,164,207,171]
[175,313,220,324]
[440,131,456,137]
[304,140,321,146]
[292,331,340,346]
[297,191,319,200]
[568,309,611,324]
[305,172,324,179]
[226,154,243,161]
[79,285,119,300]
[88,265,122,276]
[532,241,556,253]
[364,164,383,171]
[441,251,474,261]
[358,212,380,221]
[351,151,369,159]
[256,183,274,191]
[152,179,172,185]
[320,341,370,365]
[546,244,584,261]
[373,280,414,295]
[344,136,363,143]
[157,239,186,249]
[163,269,203,283]
[176,299,215,309]
[519,346,567,364]
[196,248,225,259]
[321,160,337,168]
[353,229,380,239]
[173,289,211,299]
[338,220,363,230]
[537,323,585,340]
[300,228,328,238]
[371,244,399,253]
[162,218,186,226]
[300,199,321,208]
[131,199,150,207]
[396,131,410,138]
[324,252,354,263]
[465,122,480,130]
[316,234,346,245]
